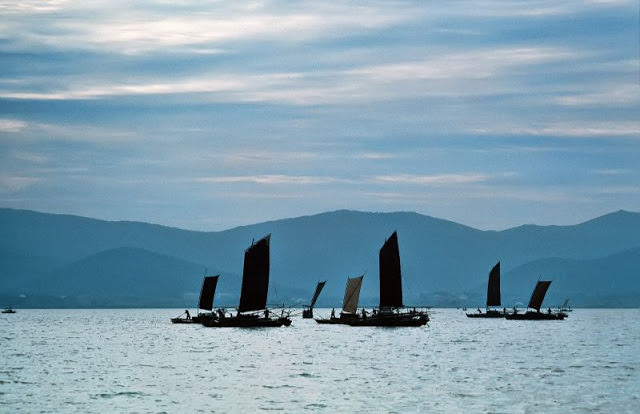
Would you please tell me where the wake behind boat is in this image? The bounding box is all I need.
[316,231,428,327]
[467,261,506,318]
[505,280,567,320]
[202,235,291,328]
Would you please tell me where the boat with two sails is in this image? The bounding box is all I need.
[202,234,291,328]
[316,231,429,327]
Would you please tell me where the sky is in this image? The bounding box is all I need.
[1,0,639,231]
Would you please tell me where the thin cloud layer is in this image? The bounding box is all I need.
[0,0,638,230]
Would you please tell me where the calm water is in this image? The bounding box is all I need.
[1,309,638,413]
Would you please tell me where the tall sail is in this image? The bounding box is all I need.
[486,262,501,307]
[528,280,551,311]
[342,275,364,314]
[379,231,403,308]
[198,275,219,311]
[310,281,326,307]
[238,235,270,313]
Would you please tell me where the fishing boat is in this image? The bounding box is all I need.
[171,274,220,324]
[505,280,567,320]
[315,275,364,324]
[466,261,506,318]
[2,306,16,314]
[316,231,428,327]
[558,298,573,313]
[202,235,291,328]
[302,280,326,318]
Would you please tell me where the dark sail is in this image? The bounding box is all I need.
[198,275,219,311]
[310,281,326,307]
[238,235,270,313]
[528,280,551,311]
[486,262,501,307]
[379,231,403,308]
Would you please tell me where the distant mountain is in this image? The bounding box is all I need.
[1,208,639,308]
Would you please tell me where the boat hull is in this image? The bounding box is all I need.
[202,315,291,328]
[505,311,566,320]
[2,309,16,314]
[466,310,505,318]
[316,312,428,327]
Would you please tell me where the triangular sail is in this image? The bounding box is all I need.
[379,231,403,308]
[238,235,270,313]
[528,280,551,311]
[309,281,326,307]
[486,261,501,307]
[342,275,364,314]
[198,275,219,311]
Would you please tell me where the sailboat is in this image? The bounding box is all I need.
[505,280,567,320]
[316,231,429,326]
[2,306,16,314]
[558,298,573,313]
[171,274,220,324]
[202,235,291,328]
[302,280,326,318]
[466,261,506,318]
[315,275,364,324]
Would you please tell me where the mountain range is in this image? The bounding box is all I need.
[1,208,639,308]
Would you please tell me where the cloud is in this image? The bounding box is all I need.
[0,176,42,192]
[370,173,491,185]
[0,118,27,133]
[472,121,640,138]
[194,174,350,185]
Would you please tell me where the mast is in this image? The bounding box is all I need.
[342,275,364,314]
[528,280,551,312]
[238,234,270,313]
[198,275,219,311]
[486,261,501,308]
[309,281,326,308]
[379,231,403,308]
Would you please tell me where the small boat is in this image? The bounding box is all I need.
[466,261,506,318]
[316,231,428,327]
[2,306,16,314]
[505,280,567,320]
[302,280,326,318]
[558,298,573,313]
[202,235,291,328]
[316,275,364,324]
[171,274,220,324]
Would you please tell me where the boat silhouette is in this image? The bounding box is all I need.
[202,235,291,328]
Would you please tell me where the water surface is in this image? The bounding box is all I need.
[1,309,638,413]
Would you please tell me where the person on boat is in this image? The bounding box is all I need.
[330,308,335,318]
[503,307,506,314]
[185,310,191,320]
[477,307,481,313]
[217,308,225,319]
[361,308,367,319]
[513,306,518,314]
[264,308,269,319]
[547,307,551,314]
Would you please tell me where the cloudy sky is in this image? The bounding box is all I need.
[1,0,638,231]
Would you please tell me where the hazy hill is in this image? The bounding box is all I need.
[1,208,639,308]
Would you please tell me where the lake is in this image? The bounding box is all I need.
[1,309,638,413]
